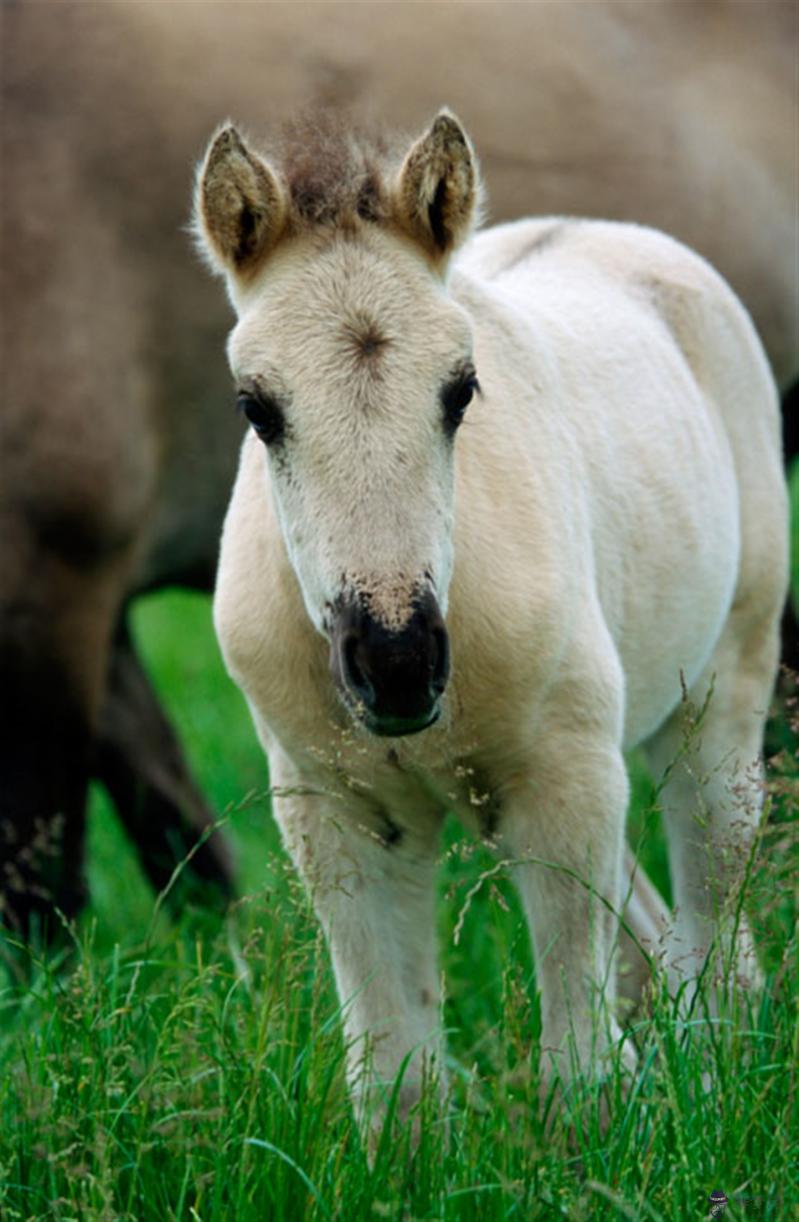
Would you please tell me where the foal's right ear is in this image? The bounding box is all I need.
[194,125,286,277]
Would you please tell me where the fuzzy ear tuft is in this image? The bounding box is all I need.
[395,110,481,262]
[194,125,286,276]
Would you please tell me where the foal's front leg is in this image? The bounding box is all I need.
[269,753,443,1138]
[498,733,631,1083]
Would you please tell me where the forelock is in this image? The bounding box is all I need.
[272,113,400,233]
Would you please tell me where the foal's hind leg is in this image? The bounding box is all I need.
[644,609,781,1002]
[616,844,669,1011]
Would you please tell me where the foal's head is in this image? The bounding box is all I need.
[195,112,481,736]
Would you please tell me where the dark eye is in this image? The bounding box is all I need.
[237,391,285,446]
[442,372,479,433]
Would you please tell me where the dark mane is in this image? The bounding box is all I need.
[272,113,400,230]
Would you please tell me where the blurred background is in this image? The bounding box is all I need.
[2,0,797,943]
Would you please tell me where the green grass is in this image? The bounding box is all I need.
[1,467,797,1220]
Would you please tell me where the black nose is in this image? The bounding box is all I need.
[330,589,449,736]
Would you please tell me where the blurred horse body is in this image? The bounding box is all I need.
[2,0,795,931]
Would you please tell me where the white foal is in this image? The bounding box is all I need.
[194,111,788,1133]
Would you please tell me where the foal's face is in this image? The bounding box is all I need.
[228,230,476,735]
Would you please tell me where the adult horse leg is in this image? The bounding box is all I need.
[1,643,90,941]
[0,544,131,942]
[96,615,235,907]
[779,379,798,677]
[269,751,444,1144]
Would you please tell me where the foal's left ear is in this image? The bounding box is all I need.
[395,110,481,264]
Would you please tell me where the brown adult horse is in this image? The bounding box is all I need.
[2,0,795,936]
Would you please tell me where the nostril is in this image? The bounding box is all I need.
[343,633,374,702]
[430,626,450,695]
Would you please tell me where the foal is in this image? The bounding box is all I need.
[194,112,788,1130]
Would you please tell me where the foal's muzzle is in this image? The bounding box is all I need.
[329,589,449,736]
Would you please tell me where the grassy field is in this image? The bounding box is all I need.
[1,472,797,1220]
